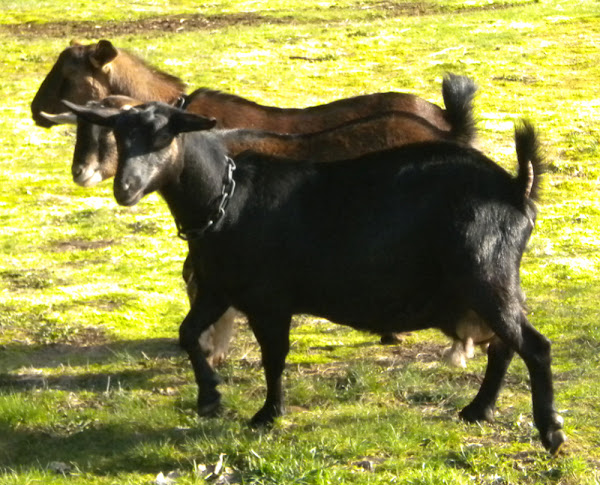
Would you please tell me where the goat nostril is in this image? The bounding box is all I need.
[73,166,83,177]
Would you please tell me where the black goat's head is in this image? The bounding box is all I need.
[63,100,217,206]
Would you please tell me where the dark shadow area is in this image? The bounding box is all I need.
[0,366,182,393]
[0,418,241,473]
[0,337,181,372]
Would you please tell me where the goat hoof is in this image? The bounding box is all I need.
[459,404,494,423]
[380,333,405,345]
[197,393,221,417]
[249,406,282,428]
[543,429,567,456]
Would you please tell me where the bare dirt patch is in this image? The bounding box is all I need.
[1,13,285,38]
[371,0,533,14]
[0,268,67,290]
[51,238,115,252]
[1,1,535,38]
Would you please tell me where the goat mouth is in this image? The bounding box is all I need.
[115,188,144,207]
[32,113,55,128]
[74,169,104,188]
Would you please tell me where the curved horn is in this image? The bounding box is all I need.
[62,99,120,127]
[40,111,77,125]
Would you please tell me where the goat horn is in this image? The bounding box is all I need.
[40,111,78,125]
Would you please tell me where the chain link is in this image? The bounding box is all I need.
[177,156,236,241]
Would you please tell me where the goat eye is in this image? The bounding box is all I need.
[153,131,172,149]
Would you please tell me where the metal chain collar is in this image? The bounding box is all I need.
[177,156,237,241]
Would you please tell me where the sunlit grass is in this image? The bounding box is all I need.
[0,0,599,483]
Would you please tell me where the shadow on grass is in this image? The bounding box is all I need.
[0,338,187,393]
[0,418,237,474]
[0,337,181,368]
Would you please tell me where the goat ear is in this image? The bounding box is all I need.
[90,40,118,69]
[62,99,120,127]
[170,111,217,134]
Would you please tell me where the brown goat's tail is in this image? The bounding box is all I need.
[442,73,478,146]
[515,119,545,202]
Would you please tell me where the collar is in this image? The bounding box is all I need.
[176,156,236,241]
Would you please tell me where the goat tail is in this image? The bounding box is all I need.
[514,119,545,202]
[442,73,478,146]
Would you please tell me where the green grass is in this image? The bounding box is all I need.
[1,0,600,483]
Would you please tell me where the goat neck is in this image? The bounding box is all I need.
[159,132,236,238]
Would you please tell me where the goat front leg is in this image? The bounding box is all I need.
[183,253,237,367]
[248,313,291,427]
[179,294,230,417]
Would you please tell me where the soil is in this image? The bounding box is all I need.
[2,13,290,38]
[1,1,532,38]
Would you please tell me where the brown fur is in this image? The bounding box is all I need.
[32,40,461,136]
[69,97,468,186]
[186,88,451,133]
[220,111,459,160]
[31,40,185,127]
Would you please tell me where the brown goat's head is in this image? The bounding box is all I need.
[31,39,186,128]
[41,95,142,187]
[31,40,119,127]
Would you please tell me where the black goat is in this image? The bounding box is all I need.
[65,100,565,454]
[48,81,477,366]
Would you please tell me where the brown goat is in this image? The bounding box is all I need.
[31,39,471,137]
[184,88,454,133]
[42,94,474,189]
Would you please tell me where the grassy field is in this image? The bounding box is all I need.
[1,0,600,483]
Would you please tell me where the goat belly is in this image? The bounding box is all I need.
[288,268,451,334]
[224,238,449,334]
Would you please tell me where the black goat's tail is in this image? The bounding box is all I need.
[442,73,478,146]
[514,119,545,202]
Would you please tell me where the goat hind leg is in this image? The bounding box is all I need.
[465,288,565,453]
[515,317,566,454]
[183,255,237,368]
[248,313,291,427]
[207,307,237,367]
[460,337,514,423]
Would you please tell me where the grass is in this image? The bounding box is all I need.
[1,0,600,483]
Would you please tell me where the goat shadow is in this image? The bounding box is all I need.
[0,337,184,393]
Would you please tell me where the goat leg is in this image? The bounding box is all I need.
[516,318,566,455]
[183,254,236,367]
[205,307,238,367]
[179,294,230,417]
[462,282,565,454]
[460,337,514,422]
[248,313,292,427]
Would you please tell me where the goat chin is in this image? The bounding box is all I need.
[75,169,104,187]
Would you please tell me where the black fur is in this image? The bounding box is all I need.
[69,101,565,453]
